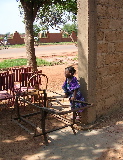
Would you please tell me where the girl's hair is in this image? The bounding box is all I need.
[65,66,76,75]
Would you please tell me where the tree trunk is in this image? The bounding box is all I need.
[24,7,37,71]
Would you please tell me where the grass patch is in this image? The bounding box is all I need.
[8,42,75,48]
[10,44,25,48]
[0,58,53,69]
[73,56,78,60]
[37,58,53,66]
[39,42,75,45]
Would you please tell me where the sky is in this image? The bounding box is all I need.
[0,0,59,34]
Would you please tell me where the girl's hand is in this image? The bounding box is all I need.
[70,96,75,101]
[64,94,68,98]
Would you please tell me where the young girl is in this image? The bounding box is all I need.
[62,66,85,119]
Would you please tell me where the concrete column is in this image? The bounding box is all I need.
[77,0,97,123]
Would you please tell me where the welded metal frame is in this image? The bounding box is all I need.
[12,93,93,145]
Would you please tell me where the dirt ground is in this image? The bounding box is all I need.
[0,50,123,160]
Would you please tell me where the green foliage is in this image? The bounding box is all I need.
[37,1,77,31]
[17,0,77,31]
[16,0,77,70]
[38,4,66,30]
[0,58,53,69]
[10,44,25,48]
[0,59,27,68]
[4,42,74,48]
[73,56,78,60]
[36,58,52,66]
[62,23,77,35]
[40,42,74,45]
[33,24,41,37]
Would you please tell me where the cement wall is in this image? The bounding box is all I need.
[77,0,123,123]
[77,0,97,123]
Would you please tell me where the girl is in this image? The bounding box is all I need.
[62,66,85,119]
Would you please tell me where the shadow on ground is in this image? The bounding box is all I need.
[0,106,123,160]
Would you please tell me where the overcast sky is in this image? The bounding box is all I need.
[0,0,59,34]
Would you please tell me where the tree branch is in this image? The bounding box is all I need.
[56,26,77,47]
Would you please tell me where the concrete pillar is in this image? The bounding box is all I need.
[77,0,97,124]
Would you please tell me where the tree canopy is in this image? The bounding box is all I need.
[62,23,77,35]
[16,0,77,71]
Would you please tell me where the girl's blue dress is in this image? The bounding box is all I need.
[62,76,85,109]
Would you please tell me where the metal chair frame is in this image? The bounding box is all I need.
[11,67,32,82]
[0,73,14,107]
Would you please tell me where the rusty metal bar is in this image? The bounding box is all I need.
[12,119,34,135]
[19,111,41,118]
[34,124,75,136]
[40,109,48,144]
[18,96,93,115]
[13,94,93,144]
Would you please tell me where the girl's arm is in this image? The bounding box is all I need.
[62,79,69,98]
[64,93,69,98]
[71,89,78,101]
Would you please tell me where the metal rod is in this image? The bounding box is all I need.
[47,89,63,96]
[20,111,41,118]
[34,124,73,136]
[12,119,34,135]
[40,109,48,144]
[19,117,37,128]
[18,96,93,115]
[13,94,93,143]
